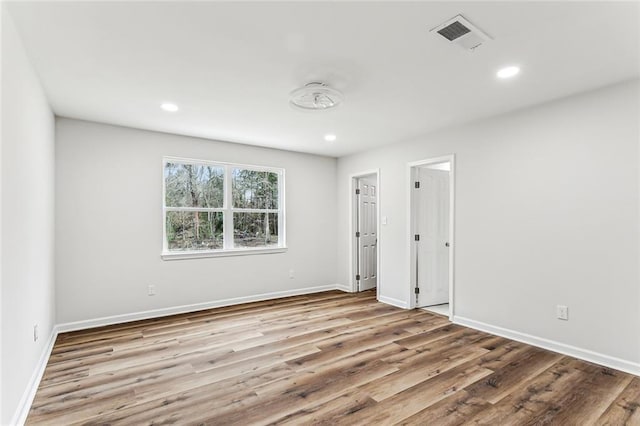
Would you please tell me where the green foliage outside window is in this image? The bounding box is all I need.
[164,161,281,252]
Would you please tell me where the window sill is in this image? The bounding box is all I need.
[161,246,288,261]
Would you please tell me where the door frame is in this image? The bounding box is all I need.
[406,155,455,319]
[349,169,381,294]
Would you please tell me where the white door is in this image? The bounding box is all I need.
[357,177,377,291]
[415,167,449,306]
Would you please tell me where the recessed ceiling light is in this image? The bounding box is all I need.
[324,134,337,142]
[496,66,520,79]
[161,102,179,112]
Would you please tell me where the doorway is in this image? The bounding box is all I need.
[409,156,455,318]
[351,171,379,293]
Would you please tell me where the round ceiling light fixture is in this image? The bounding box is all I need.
[324,133,337,142]
[289,82,343,111]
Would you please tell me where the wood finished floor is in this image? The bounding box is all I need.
[28,290,640,425]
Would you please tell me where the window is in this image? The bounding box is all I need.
[163,157,285,259]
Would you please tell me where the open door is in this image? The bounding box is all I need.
[414,164,450,307]
[355,176,378,291]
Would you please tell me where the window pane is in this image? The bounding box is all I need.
[165,163,224,208]
[233,212,279,248]
[232,169,278,209]
[166,211,223,251]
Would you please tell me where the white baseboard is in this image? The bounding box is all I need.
[11,326,58,426]
[334,283,352,293]
[57,284,341,333]
[454,315,640,377]
[378,295,410,309]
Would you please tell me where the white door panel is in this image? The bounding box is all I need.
[415,167,449,306]
[358,177,377,291]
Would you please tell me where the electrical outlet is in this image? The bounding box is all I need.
[556,305,568,320]
[148,284,156,296]
[33,324,38,342]
[289,269,295,279]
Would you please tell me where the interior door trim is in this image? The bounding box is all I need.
[348,169,381,295]
[406,155,456,319]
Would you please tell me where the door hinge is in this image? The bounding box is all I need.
[356,274,361,281]
[414,287,420,294]
[356,231,361,238]
[355,188,361,195]
[414,181,420,189]
[414,234,420,241]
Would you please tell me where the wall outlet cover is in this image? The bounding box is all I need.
[556,305,569,320]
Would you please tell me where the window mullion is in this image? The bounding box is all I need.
[165,207,223,212]
[231,208,279,214]
[223,166,234,249]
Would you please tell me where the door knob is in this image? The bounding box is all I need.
[445,242,450,247]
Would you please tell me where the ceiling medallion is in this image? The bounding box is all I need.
[289,82,343,111]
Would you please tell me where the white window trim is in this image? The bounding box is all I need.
[161,156,287,260]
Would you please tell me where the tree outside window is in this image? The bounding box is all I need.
[163,158,284,256]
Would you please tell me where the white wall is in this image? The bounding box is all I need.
[1,8,56,425]
[55,118,338,324]
[337,80,640,367]
[1,6,4,423]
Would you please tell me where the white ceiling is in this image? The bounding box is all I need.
[7,1,640,157]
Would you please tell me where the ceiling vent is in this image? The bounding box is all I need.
[431,15,492,52]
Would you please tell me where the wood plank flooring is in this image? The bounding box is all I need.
[27,290,640,425]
